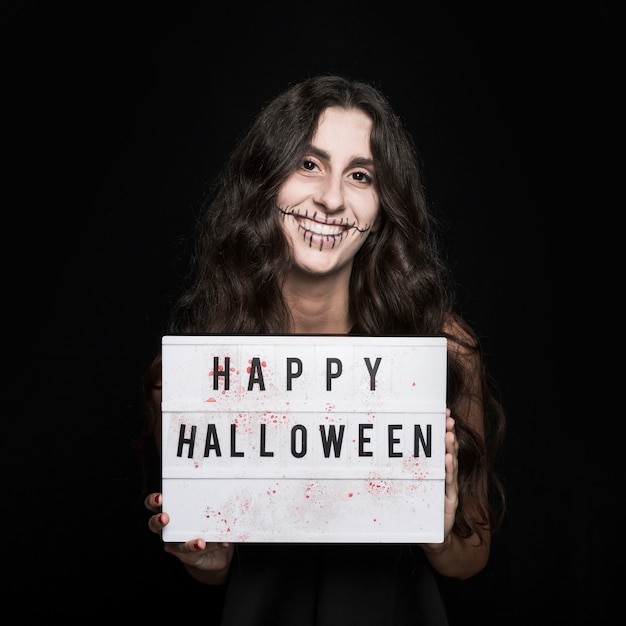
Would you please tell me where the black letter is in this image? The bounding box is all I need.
[364,357,382,390]
[231,423,244,457]
[414,424,432,457]
[291,425,307,458]
[248,357,266,391]
[319,424,345,457]
[358,423,373,457]
[286,357,303,390]
[260,423,274,457]
[326,358,342,390]
[388,424,402,457]
[204,423,222,457]
[177,424,196,458]
[212,356,230,390]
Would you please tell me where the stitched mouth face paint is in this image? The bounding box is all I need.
[277,206,371,251]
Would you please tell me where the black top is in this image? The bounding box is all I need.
[220,543,449,625]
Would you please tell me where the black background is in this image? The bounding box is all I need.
[7,1,618,623]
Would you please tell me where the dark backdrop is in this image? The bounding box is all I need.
[7,2,617,623]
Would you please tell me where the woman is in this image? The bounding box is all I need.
[141,74,506,624]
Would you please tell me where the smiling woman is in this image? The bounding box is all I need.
[139,74,507,625]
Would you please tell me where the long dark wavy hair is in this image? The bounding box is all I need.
[141,74,506,541]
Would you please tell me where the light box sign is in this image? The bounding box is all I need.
[161,335,447,543]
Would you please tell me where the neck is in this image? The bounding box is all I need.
[282,271,352,334]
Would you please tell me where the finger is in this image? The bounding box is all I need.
[144,492,163,512]
[444,453,459,515]
[165,537,206,555]
[164,539,233,556]
[445,415,455,433]
[444,430,457,455]
[147,511,170,535]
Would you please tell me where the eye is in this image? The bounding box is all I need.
[350,170,373,184]
[301,159,320,172]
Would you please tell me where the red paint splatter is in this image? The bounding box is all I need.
[206,398,216,402]
[348,493,353,498]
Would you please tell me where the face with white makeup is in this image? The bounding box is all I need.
[277,107,381,280]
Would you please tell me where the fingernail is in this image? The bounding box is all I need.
[155,494,161,505]
[158,513,164,525]
[194,541,202,550]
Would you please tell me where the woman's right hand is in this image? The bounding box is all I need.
[145,492,235,584]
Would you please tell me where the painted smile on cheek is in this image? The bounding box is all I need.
[277,206,371,251]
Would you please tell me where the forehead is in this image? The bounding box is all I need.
[313,107,373,155]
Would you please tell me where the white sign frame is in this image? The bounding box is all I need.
[161,334,447,543]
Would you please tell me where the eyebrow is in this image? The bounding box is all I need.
[306,145,374,169]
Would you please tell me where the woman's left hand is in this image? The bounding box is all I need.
[422,408,458,550]
[441,408,459,539]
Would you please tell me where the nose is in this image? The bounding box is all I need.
[314,174,344,213]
